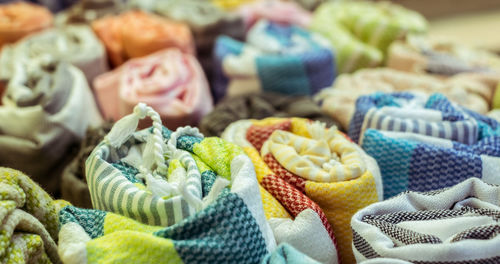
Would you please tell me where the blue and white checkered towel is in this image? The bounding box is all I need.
[213,19,335,102]
[349,92,500,198]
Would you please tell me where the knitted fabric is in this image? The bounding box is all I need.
[93,48,212,130]
[199,92,340,137]
[0,60,102,194]
[310,1,427,73]
[0,167,69,264]
[0,24,108,83]
[55,0,124,25]
[91,11,194,68]
[351,178,500,263]
[349,92,500,199]
[237,1,312,31]
[316,68,495,130]
[213,19,335,102]
[61,122,114,209]
[0,2,53,49]
[223,117,383,264]
[261,243,320,264]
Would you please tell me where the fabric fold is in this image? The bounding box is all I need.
[351,178,500,263]
[237,1,312,30]
[348,92,500,199]
[55,0,125,25]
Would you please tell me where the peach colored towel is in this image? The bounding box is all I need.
[92,11,194,67]
[238,1,312,30]
[93,48,213,129]
[0,2,53,48]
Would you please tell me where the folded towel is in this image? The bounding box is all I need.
[60,103,276,263]
[316,68,494,130]
[214,19,335,102]
[261,243,321,264]
[351,178,500,263]
[237,1,312,30]
[92,11,194,67]
[349,92,500,198]
[310,1,427,73]
[223,117,382,264]
[0,24,108,83]
[61,122,113,209]
[55,0,125,25]
[93,48,213,129]
[0,167,70,264]
[0,60,102,194]
[199,92,340,137]
[0,2,53,48]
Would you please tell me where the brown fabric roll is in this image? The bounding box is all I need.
[199,92,340,137]
[61,122,113,208]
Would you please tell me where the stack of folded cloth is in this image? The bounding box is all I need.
[0,2,53,49]
[93,48,213,129]
[200,92,340,137]
[222,117,383,264]
[237,1,312,30]
[91,10,194,67]
[316,68,497,130]
[55,0,125,25]
[0,167,70,263]
[351,178,500,263]
[0,58,102,194]
[310,1,427,73]
[61,122,113,208]
[58,103,276,263]
[214,19,335,102]
[0,24,108,83]
[349,92,500,199]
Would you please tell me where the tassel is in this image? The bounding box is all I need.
[105,103,148,148]
[145,173,180,198]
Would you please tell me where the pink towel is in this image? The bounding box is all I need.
[238,1,311,30]
[93,48,213,129]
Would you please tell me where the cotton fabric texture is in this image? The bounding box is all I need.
[0,2,53,49]
[0,167,70,264]
[351,178,500,263]
[61,122,113,209]
[93,48,213,129]
[59,104,276,263]
[0,24,108,83]
[349,92,500,199]
[223,117,383,264]
[316,68,496,131]
[0,60,102,194]
[237,1,312,31]
[55,0,125,25]
[91,11,194,68]
[261,243,321,264]
[199,92,339,137]
[310,1,427,73]
[214,19,335,102]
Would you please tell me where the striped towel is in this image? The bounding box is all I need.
[0,24,108,83]
[223,117,382,264]
[310,1,427,73]
[349,92,500,199]
[60,104,275,264]
[214,19,335,102]
[351,178,500,263]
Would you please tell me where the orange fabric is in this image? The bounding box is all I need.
[92,11,194,67]
[0,2,53,48]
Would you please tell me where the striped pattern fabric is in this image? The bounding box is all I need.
[351,178,500,263]
[213,19,335,102]
[349,92,500,199]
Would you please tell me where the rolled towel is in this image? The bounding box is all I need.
[93,48,213,129]
[0,167,71,264]
[351,178,500,263]
[91,10,194,67]
[349,92,500,199]
[0,24,108,83]
[60,104,276,263]
[310,1,427,73]
[0,2,53,49]
[237,1,312,30]
[0,59,102,194]
[61,122,113,209]
[55,0,125,25]
[223,117,382,264]
[200,92,340,137]
[315,68,494,130]
[214,19,335,101]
